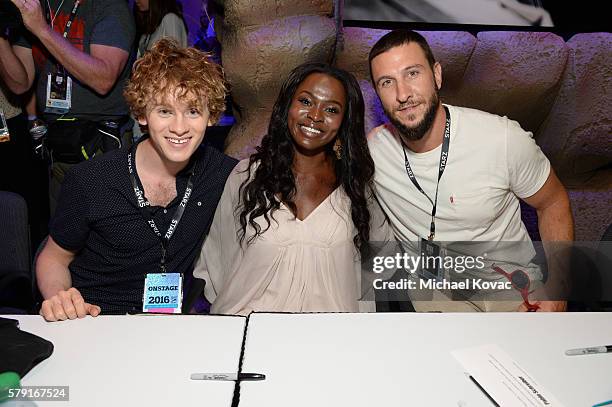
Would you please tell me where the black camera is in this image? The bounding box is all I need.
[0,0,23,32]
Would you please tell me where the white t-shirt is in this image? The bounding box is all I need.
[368,104,550,271]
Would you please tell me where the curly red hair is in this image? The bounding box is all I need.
[124,38,227,123]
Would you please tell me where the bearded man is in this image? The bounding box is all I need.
[367,30,573,312]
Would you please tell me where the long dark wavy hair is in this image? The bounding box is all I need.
[238,63,375,255]
[134,0,187,37]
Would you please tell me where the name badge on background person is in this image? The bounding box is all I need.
[45,72,72,114]
[419,238,444,281]
[0,109,9,142]
[143,273,183,314]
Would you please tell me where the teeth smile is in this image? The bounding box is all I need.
[167,138,189,144]
[300,125,321,135]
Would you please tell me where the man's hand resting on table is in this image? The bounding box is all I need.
[40,287,101,322]
[36,237,100,321]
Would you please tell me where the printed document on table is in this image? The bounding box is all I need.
[452,344,565,407]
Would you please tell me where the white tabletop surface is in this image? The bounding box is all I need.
[7,315,246,407]
[239,312,612,407]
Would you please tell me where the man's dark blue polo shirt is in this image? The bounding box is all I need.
[49,142,237,314]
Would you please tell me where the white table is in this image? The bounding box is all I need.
[239,312,612,406]
[7,315,246,407]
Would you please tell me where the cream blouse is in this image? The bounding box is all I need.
[193,159,392,315]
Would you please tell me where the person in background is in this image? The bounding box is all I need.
[0,25,48,249]
[194,63,391,315]
[5,0,135,215]
[132,0,188,140]
[134,0,187,57]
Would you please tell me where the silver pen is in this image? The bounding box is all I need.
[565,345,612,356]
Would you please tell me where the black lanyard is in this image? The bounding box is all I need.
[44,0,81,38]
[127,141,195,272]
[401,105,451,241]
[44,0,81,72]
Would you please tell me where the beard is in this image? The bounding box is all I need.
[384,87,440,142]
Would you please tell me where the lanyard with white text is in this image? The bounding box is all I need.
[44,0,81,72]
[401,105,451,241]
[44,0,81,38]
[127,142,195,272]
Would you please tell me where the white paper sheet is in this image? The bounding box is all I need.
[452,344,565,407]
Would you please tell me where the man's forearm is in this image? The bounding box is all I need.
[537,196,574,242]
[36,26,117,95]
[537,195,574,298]
[0,39,31,94]
[36,252,73,300]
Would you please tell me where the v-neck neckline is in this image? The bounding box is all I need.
[279,187,340,223]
